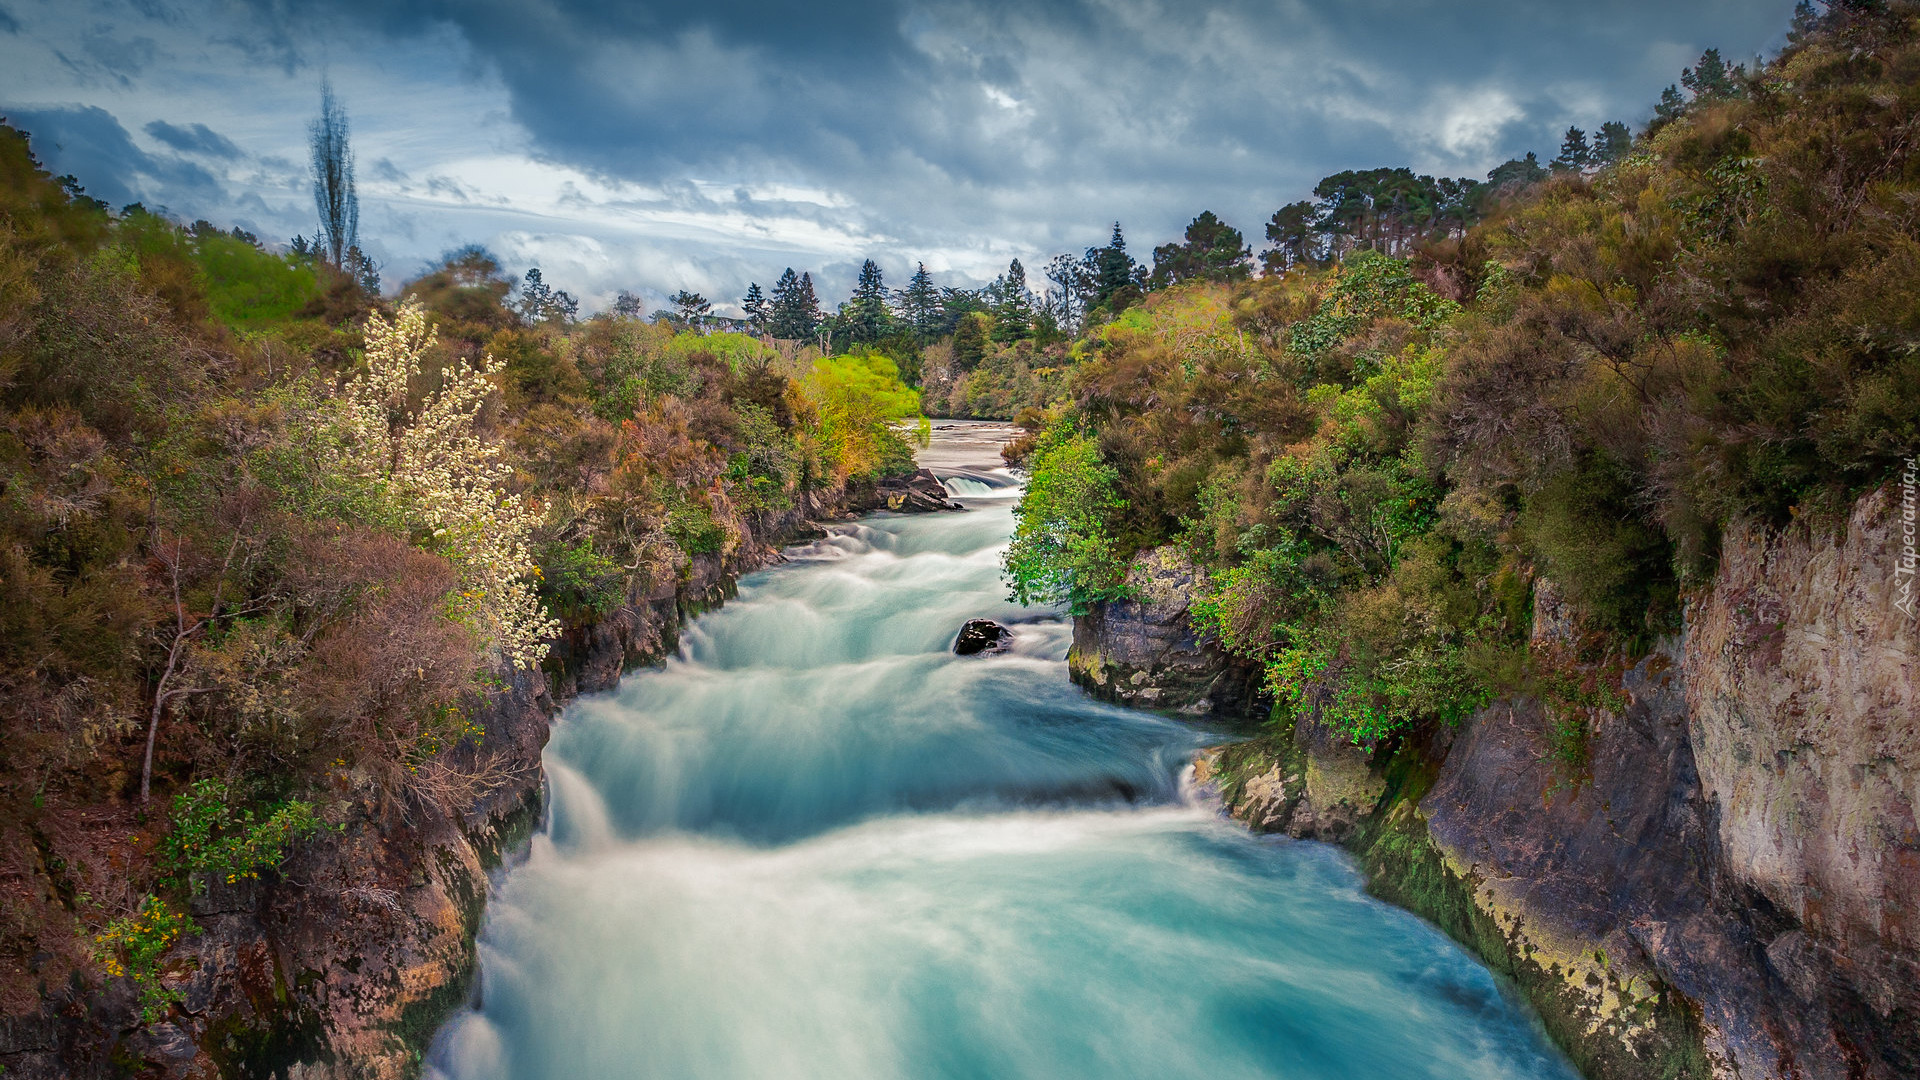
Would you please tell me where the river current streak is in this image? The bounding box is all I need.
[430,424,1578,1080]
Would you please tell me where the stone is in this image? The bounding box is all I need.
[1067,546,1264,718]
[953,619,1011,656]
[876,468,960,513]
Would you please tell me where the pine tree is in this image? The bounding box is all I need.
[1263,201,1320,272]
[769,268,808,340]
[797,273,822,343]
[1552,127,1593,172]
[517,268,554,322]
[1682,48,1743,101]
[847,259,890,343]
[1082,223,1138,311]
[895,263,941,341]
[742,283,769,333]
[1787,0,1820,46]
[1654,84,1689,125]
[1595,121,1633,165]
[1151,210,1252,286]
[992,258,1034,343]
[670,290,711,329]
[952,311,990,373]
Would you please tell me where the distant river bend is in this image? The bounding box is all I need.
[428,421,1579,1080]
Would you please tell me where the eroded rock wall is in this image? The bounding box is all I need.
[1191,483,1918,1079]
[1685,487,1918,1002]
[1068,546,1264,719]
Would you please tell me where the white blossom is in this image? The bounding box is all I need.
[337,300,558,667]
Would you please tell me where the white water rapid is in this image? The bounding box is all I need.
[427,421,1579,1080]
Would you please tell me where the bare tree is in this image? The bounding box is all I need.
[309,82,359,269]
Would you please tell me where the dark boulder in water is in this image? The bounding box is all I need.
[953,619,1011,656]
[876,468,960,513]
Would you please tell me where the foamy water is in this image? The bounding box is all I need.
[428,426,1577,1080]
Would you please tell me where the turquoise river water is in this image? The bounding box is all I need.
[427,426,1580,1080]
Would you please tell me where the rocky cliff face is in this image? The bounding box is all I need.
[1,484,886,1080]
[1068,546,1264,719]
[1142,485,1915,1079]
[1684,487,1917,1019]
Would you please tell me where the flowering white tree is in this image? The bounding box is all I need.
[339,300,557,667]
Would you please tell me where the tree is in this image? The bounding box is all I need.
[516,268,578,324]
[613,290,647,318]
[1552,127,1593,172]
[991,258,1034,342]
[336,300,557,668]
[1263,201,1321,273]
[1042,253,1089,332]
[846,259,890,343]
[670,289,712,329]
[952,311,991,373]
[1486,152,1548,192]
[1595,121,1633,165]
[799,273,823,345]
[768,267,821,340]
[308,82,358,270]
[1082,222,1140,312]
[1655,84,1689,125]
[893,263,941,341]
[1151,210,1252,287]
[741,282,769,333]
[1682,48,1744,101]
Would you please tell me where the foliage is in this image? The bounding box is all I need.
[94,896,198,1023]
[159,778,325,890]
[1003,424,1130,613]
[1010,2,1920,752]
[798,352,926,481]
[536,538,626,619]
[335,300,559,667]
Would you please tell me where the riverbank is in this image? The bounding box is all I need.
[0,455,925,1080]
[1101,483,1919,1080]
[420,421,1581,1080]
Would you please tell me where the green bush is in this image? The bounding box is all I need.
[1520,458,1678,642]
[160,778,325,891]
[94,895,197,1022]
[665,496,725,556]
[1003,424,1131,613]
[537,538,627,618]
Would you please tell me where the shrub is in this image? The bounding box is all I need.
[536,538,627,619]
[94,896,197,1023]
[159,778,325,890]
[1003,424,1131,613]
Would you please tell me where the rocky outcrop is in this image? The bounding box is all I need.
[953,619,1011,656]
[1,485,881,1080]
[1187,483,1918,1080]
[1683,486,1919,1074]
[875,468,960,513]
[1068,546,1264,718]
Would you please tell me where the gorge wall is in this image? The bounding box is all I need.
[1120,485,1917,1080]
[0,476,951,1080]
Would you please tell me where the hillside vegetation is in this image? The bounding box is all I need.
[1007,0,1920,748]
[0,135,923,1012]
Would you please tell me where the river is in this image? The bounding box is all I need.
[428,421,1579,1080]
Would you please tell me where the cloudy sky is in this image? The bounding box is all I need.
[1,0,1798,313]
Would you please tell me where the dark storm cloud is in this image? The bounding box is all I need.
[232,0,1798,255]
[144,119,243,158]
[0,7,19,35]
[7,105,224,210]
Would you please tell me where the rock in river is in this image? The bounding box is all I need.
[953,619,1010,655]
